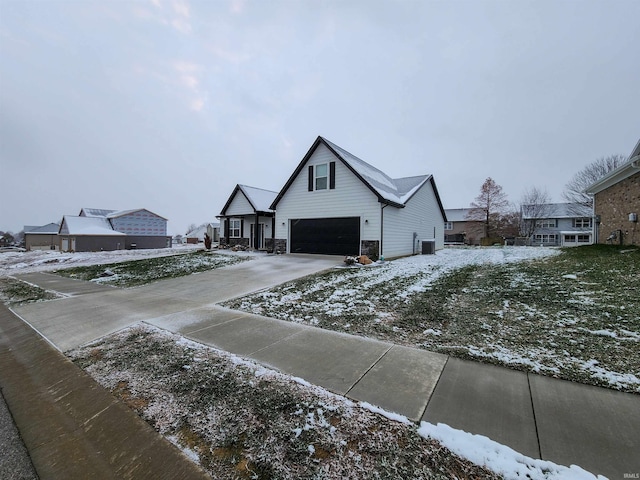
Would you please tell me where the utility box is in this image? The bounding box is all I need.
[421,240,435,254]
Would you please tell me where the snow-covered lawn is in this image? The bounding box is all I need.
[0,245,252,288]
[67,324,603,480]
[223,246,640,393]
[0,244,203,276]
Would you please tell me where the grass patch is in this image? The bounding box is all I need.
[0,277,62,305]
[224,245,640,392]
[53,251,250,287]
[68,325,498,480]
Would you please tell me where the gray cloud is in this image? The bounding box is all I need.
[1,0,638,235]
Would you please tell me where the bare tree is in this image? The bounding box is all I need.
[466,177,510,239]
[496,203,522,239]
[519,187,553,237]
[186,223,198,235]
[563,154,627,212]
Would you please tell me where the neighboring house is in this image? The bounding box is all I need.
[218,185,278,250]
[58,208,170,252]
[185,223,220,244]
[585,139,640,246]
[59,216,127,252]
[269,136,446,258]
[24,223,60,251]
[443,208,485,245]
[521,203,593,247]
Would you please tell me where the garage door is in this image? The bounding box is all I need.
[290,217,360,255]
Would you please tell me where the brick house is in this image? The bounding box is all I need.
[585,139,640,245]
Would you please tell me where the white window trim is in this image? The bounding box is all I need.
[229,219,241,238]
[536,219,557,228]
[573,218,592,228]
[315,163,328,191]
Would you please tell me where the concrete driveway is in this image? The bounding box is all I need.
[12,253,341,351]
[8,252,640,478]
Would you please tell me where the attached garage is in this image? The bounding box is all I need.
[290,217,360,255]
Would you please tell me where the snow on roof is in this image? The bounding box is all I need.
[186,223,219,237]
[80,208,116,217]
[24,223,60,234]
[239,185,278,212]
[321,137,429,205]
[80,208,168,221]
[521,203,591,219]
[62,216,126,236]
[444,208,476,222]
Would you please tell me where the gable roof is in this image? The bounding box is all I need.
[444,208,478,222]
[585,139,640,195]
[79,208,116,217]
[24,223,60,234]
[521,202,591,219]
[79,208,167,221]
[219,184,278,216]
[185,223,219,238]
[59,216,126,236]
[270,136,447,219]
[107,208,168,221]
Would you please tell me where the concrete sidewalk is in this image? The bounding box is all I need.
[150,305,640,479]
[0,304,210,480]
[5,254,640,479]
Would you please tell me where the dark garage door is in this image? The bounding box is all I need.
[290,217,360,255]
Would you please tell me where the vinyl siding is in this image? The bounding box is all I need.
[110,210,167,236]
[223,215,271,240]
[382,180,444,258]
[226,191,254,216]
[275,144,381,252]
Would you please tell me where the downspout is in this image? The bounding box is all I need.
[380,203,388,259]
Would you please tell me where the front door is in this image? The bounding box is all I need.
[250,223,265,249]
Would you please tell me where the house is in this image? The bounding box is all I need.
[521,203,593,247]
[218,185,278,250]
[185,223,220,244]
[269,136,446,258]
[23,223,60,251]
[59,208,170,252]
[59,215,127,252]
[585,139,640,245]
[444,208,486,245]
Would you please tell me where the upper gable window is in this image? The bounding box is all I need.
[308,162,336,192]
[315,164,328,190]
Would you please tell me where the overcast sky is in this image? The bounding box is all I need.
[1,0,638,236]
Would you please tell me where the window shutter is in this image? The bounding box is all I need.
[329,161,336,189]
[240,220,244,238]
[308,165,314,191]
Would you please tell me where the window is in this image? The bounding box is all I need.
[444,222,453,230]
[229,219,241,238]
[315,163,328,190]
[573,218,592,228]
[534,234,557,244]
[578,235,590,243]
[535,219,557,228]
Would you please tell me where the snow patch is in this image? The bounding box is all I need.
[418,422,606,480]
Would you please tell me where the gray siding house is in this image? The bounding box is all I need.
[24,223,60,251]
[59,208,170,252]
[218,185,278,250]
[270,136,446,258]
[521,203,593,246]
